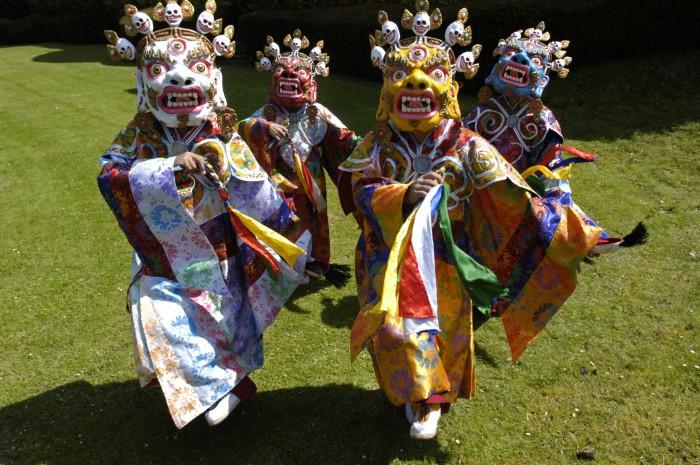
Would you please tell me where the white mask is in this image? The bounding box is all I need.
[138,34,221,127]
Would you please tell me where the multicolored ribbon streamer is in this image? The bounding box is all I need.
[437,184,508,316]
[289,144,326,212]
[539,144,597,171]
[205,163,305,276]
[349,183,510,360]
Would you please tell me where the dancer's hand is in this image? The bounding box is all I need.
[405,171,444,207]
[174,152,207,175]
[269,123,289,141]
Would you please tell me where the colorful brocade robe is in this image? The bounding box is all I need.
[464,95,607,239]
[97,112,310,428]
[239,103,359,271]
[339,119,601,406]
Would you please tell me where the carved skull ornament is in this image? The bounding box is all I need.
[117,37,136,60]
[371,46,385,68]
[165,3,183,26]
[196,11,214,34]
[444,20,465,46]
[212,35,230,56]
[412,12,430,36]
[132,12,153,34]
[382,20,400,45]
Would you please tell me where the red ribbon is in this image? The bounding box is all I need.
[227,209,281,276]
[540,144,597,168]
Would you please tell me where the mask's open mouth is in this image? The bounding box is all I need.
[395,91,437,119]
[276,78,303,98]
[158,86,206,114]
[414,24,429,35]
[500,62,530,87]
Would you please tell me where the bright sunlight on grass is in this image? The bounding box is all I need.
[0,44,698,465]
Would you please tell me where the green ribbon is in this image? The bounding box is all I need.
[524,174,546,196]
[438,184,508,316]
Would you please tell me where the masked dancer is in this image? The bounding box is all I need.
[239,30,360,286]
[464,22,647,261]
[97,0,310,428]
[339,2,617,439]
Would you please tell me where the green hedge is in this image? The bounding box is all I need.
[1,0,697,80]
[0,0,239,44]
[238,0,699,85]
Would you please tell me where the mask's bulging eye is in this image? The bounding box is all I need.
[531,57,543,68]
[190,60,210,75]
[391,69,407,83]
[148,61,168,77]
[429,66,447,83]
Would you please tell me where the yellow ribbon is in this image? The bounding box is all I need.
[521,164,573,180]
[350,207,419,361]
[230,209,306,267]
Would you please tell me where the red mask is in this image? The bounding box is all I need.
[268,55,317,109]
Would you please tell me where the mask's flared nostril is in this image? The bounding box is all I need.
[407,82,414,89]
[185,79,193,85]
[170,79,179,85]
[419,83,427,90]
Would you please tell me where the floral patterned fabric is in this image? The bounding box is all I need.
[98,114,310,428]
[340,121,600,406]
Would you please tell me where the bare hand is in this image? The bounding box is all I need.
[174,152,207,175]
[269,122,289,141]
[405,171,444,207]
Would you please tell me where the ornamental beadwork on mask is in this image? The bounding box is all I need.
[486,21,571,100]
[254,29,330,109]
[370,1,481,134]
[104,1,236,129]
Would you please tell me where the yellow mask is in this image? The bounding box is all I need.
[377,40,461,133]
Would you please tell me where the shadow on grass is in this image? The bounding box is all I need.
[30,45,700,142]
[283,277,334,314]
[31,44,126,67]
[320,295,359,329]
[0,381,449,465]
[474,342,500,368]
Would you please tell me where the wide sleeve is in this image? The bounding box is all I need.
[238,115,275,173]
[320,119,361,184]
[96,125,177,280]
[340,133,410,249]
[459,136,601,361]
[224,134,296,232]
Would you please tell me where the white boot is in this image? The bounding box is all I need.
[204,392,241,426]
[409,404,441,440]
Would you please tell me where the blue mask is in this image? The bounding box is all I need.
[486,44,550,99]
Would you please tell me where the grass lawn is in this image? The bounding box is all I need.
[0,44,698,465]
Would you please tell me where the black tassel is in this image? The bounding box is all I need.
[324,264,352,288]
[620,222,649,247]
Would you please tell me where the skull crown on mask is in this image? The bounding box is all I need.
[253,29,327,109]
[486,22,572,100]
[105,1,237,127]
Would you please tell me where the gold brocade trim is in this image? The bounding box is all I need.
[136,27,214,67]
[217,107,238,142]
